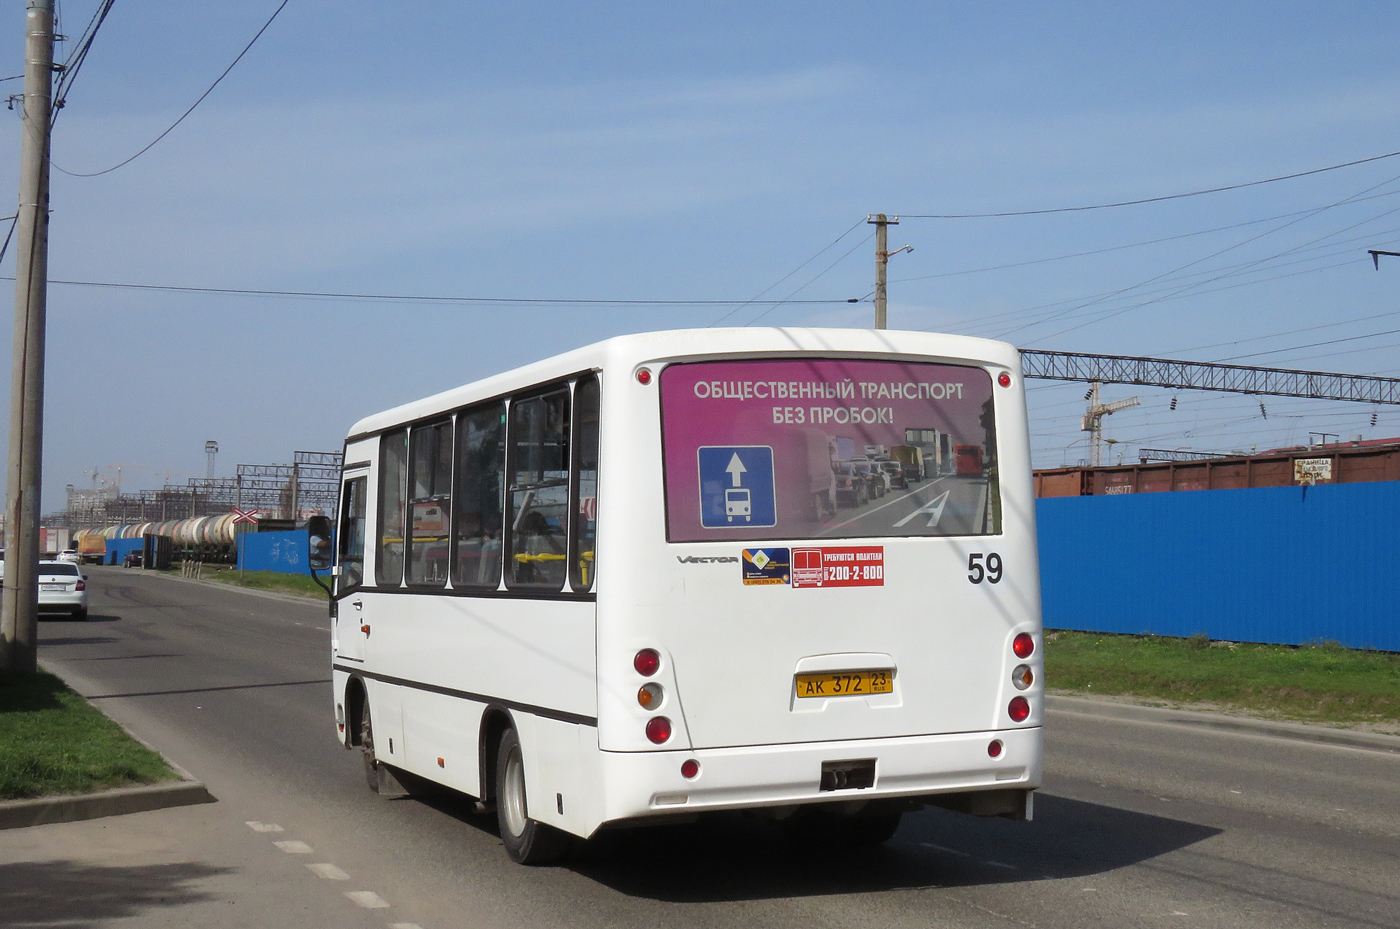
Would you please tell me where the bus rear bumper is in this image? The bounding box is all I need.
[595,726,1041,830]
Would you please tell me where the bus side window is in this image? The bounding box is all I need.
[376,428,409,587]
[452,402,506,589]
[337,476,367,596]
[570,375,599,591]
[407,420,453,587]
[507,389,569,590]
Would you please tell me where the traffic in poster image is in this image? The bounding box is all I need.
[661,359,1000,542]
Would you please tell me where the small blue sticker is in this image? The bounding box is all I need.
[741,548,790,586]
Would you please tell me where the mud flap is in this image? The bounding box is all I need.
[377,764,410,799]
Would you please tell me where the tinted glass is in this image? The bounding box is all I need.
[660,359,1000,541]
[337,476,367,594]
[39,563,80,576]
[376,428,408,586]
[570,375,599,591]
[507,390,569,589]
[407,420,453,586]
[452,402,506,588]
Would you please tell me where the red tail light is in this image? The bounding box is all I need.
[75,580,86,591]
[634,649,661,676]
[987,739,1003,758]
[1008,696,1030,722]
[1012,633,1035,659]
[645,716,672,744]
[680,759,700,778]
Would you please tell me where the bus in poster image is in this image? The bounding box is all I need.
[330,328,1042,864]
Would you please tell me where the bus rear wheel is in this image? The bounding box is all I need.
[494,728,569,865]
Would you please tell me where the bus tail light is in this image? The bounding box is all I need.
[634,649,661,676]
[645,716,672,744]
[1012,664,1033,690]
[987,739,1003,758]
[1012,633,1035,659]
[637,683,663,709]
[1008,696,1030,722]
[998,372,1012,388]
[681,759,700,779]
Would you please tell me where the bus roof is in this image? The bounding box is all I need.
[346,327,1019,440]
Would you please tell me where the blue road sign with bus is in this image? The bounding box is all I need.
[698,446,776,528]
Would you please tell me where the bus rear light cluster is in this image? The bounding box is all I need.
[1012,633,1035,659]
[680,759,700,779]
[637,682,663,709]
[1008,696,1030,723]
[987,739,1003,758]
[1012,664,1034,690]
[634,648,661,676]
[645,716,672,744]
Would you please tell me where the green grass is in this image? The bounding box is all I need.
[200,568,329,599]
[0,671,178,800]
[1045,630,1400,728]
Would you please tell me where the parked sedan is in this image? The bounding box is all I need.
[57,549,81,564]
[38,561,88,620]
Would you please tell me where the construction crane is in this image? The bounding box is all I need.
[1081,382,1139,467]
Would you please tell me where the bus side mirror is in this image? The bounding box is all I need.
[307,515,333,572]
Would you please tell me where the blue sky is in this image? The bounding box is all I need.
[4,1,1400,508]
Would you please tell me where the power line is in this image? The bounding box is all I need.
[5,275,853,306]
[707,218,864,326]
[744,231,873,326]
[900,149,1400,219]
[53,0,290,177]
[888,190,1400,284]
[50,0,116,126]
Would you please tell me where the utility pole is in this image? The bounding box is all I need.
[866,213,912,330]
[2,0,54,676]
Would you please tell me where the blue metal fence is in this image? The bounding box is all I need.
[1037,481,1400,651]
[238,530,314,575]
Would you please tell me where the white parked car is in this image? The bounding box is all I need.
[38,560,88,621]
[57,549,81,564]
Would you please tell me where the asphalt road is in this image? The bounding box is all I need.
[8,566,1399,929]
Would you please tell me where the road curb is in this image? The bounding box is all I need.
[1046,693,1400,753]
[0,779,215,831]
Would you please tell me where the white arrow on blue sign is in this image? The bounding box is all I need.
[697,446,777,528]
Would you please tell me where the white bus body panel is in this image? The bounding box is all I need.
[333,328,1041,840]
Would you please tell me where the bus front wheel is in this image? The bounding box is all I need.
[495,728,570,865]
[360,697,380,792]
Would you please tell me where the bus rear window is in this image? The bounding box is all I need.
[660,358,1000,542]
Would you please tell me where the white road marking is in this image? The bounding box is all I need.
[389,924,425,929]
[984,860,1017,870]
[894,489,950,528]
[1172,912,1188,917]
[274,840,313,854]
[246,821,284,833]
[308,863,351,880]
[919,841,970,857]
[823,477,948,532]
[346,891,390,909]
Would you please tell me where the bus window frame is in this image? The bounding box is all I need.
[405,417,455,588]
[504,384,572,592]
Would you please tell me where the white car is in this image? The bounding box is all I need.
[57,549,81,564]
[38,560,88,621]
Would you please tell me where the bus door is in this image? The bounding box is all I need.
[334,471,369,663]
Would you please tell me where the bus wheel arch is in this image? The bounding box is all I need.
[478,706,515,807]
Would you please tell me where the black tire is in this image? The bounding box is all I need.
[360,697,380,792]
[494,728,570,865]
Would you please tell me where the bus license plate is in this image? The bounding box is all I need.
[795,670,893,698]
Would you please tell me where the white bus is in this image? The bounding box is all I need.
[330,327,1043,864]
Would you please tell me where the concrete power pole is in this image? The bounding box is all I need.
[2,0,54,676]
[866,214,912,330]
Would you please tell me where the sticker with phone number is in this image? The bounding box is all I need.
[791,546,883,588]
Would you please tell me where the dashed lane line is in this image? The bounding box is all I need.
[346,891,391,909]
[246,821,284,832]
[274,840,313,854]
[308,863,351,880]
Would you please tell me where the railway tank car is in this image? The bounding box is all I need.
[75,513,246,563]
